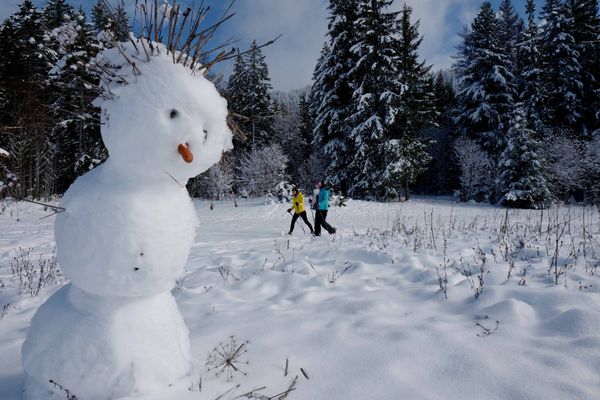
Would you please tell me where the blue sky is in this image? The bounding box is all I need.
[0,0,544,91]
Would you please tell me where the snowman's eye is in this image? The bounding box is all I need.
[169,109,178,119]
[203,129,208,141]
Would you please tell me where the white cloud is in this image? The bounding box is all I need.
[228,0,328,91]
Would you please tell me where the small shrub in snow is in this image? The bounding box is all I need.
[475,320,500,337]
[206,336,249,382]
[328,261,353,284]
[467,246,487,300]
[218,266,239,282]
[436,238,449,299]
[10,247,60,296]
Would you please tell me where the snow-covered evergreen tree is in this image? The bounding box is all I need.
[246,40,273,147]
[518,0,545,132]
[347,0,404,199]
[91,0,110,32]
[111,0,129,42]
[0,1,57,198]
[498,107,552,209]
[382,138,431,201]
[386,4,435,200]
[227,52,250,154]
[498,0,521,78]
[540,0,584,132]
[432,71,455,127]
[454,2,516,165]
[570,0,600,135]
[394,5,436,136]
[298,94,314,159]
[311,0,359,194]
[226,42,273,153]
[43,0,74,30]
[47,7,106,192]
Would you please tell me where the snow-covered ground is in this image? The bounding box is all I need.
[1,197,600,400]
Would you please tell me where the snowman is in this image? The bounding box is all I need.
[21,32,232,399]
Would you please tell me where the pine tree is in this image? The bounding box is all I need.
[48,8,106,192]
[297,94,314,165]
[226,42,274,152]
[540,0,584,132]
[311,0,359,194]
[498,0,521,77]
[394,5,436,135]
[0,1,57,198]
[43,0,74,30]
[112,0,129,42]
[348,0,404,199]
[433,71,455,127]
[498,107,552,209]
[245,40,273,148]
[91,0,111,32]
[91,0,129,40]
[518,0,545,132]
[454,2,516,163]
[570,0,600,135]
[387,4,435,200]
[227,52,250,154]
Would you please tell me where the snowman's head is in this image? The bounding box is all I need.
[95,40,232,182]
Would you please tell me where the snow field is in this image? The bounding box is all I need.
[1,197,600,399]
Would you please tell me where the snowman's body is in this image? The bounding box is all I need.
[23,285,191,399]
[21,40,232,399]
[55,161,197,297]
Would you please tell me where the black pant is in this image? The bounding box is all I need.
[290,211,313,233]
[314,209,335,235]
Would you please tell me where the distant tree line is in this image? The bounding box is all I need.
[310,0,600,207]
[1,0,599,209]
[452,0,600,208]
[0,0,128,199]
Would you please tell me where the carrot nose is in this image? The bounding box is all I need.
[178,143,194,163]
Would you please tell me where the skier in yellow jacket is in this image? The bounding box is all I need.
[287,187,314,235]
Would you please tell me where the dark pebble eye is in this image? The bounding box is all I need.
[169,109,178,119]
[203,129,208,141]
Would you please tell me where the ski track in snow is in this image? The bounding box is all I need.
[1,197,600,400]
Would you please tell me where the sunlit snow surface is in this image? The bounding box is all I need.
[1,197,600,399]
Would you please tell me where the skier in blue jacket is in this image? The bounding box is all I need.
[310,180,336,236]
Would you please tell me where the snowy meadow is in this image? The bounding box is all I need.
[1,197,599,399]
